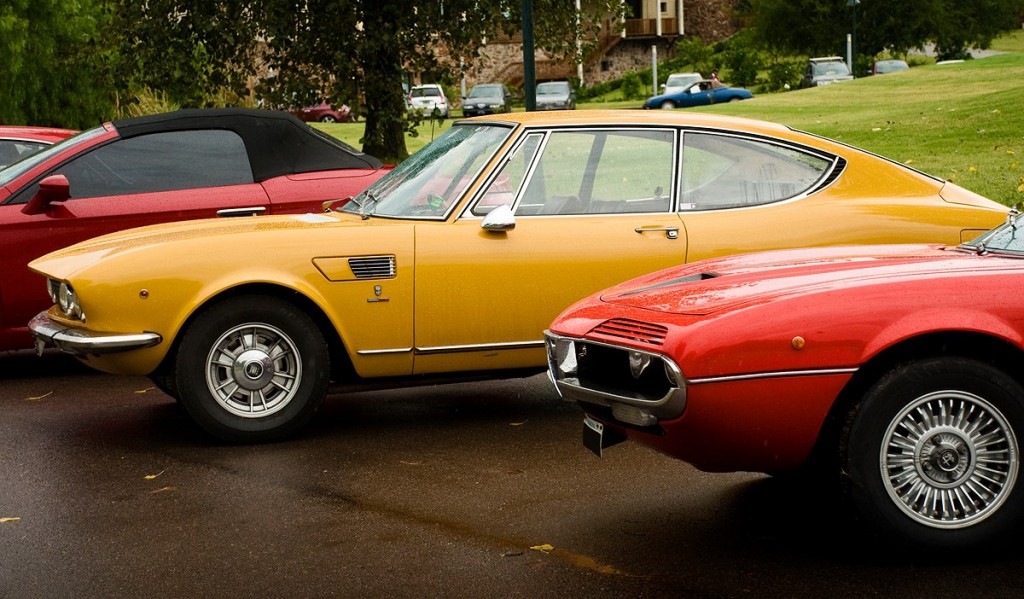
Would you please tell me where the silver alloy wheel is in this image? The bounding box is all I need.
[205,322,302,419]
[881,390,1019,529]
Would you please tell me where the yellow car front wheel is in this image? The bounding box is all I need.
[173,294,330,442]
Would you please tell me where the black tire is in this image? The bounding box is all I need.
[149,373,178,399]
[843,357,1024,549]
[659,100,675,110]
[319,115,338,123]
[173,295,330,443]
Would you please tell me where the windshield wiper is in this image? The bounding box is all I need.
[359,192,379,220]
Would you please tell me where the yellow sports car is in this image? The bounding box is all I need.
[28,110,1007,442]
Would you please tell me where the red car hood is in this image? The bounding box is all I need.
[599,244,1004,315]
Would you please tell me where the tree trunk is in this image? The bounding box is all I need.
[358,9,408,162]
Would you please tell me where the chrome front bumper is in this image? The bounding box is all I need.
[29,311,162,356]
[544,331,687,427]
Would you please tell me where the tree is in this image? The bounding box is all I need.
[747,0,1024,66]
[0,0,113,128]
[106,1,262,109]
[252,0,627,162]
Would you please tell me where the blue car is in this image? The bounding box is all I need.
[643,80,753,109]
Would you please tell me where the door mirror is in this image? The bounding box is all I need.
[481,204,516,231]
[21,174,71,215]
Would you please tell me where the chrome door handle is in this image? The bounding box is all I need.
[217,206,268,217]
[634,226,679,240]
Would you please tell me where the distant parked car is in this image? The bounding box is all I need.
[800,56,855,88]
[409,84,450,118]
[660,72,703,95]
[873,59,910,75]
[0,126,76,168]
[0,108,388,352]
[547,213,1024,549]
[535,81,576,110]
[462,83,513,117]
[293,101,354,123]
[643,80,753,109]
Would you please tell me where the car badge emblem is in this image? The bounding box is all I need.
[367,285,390,303]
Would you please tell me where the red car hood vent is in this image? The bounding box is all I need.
[600,244,969,315]
[588,318,668,346]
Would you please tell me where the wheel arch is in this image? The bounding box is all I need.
[807,331,1024,472]
[150,282,355,385]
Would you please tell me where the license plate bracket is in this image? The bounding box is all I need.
[582,415,626,458]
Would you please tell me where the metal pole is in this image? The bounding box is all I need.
[576,0,584,85]
[652,45,658,95]
[522,0,536,111]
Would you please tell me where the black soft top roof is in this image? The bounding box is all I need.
[112,108,382,181]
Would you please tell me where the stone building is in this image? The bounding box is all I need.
[456,0,740,89]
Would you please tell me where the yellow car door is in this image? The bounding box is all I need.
[412,127,687,375]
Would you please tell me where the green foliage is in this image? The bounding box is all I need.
[114,87,181,118]
[747,0,1024,64]
[619,72,645,100]
[674,37,716,76]
[761,59,802,92]
[107,1,260,109]
[722,46,763,88]
[0,0,113,127]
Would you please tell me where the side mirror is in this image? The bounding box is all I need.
[21,174,71,215]
[481,204,516,231]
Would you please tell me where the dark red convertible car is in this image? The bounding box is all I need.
[547,212,1024,549]
[0,108,388,351]
[0,125,76,168]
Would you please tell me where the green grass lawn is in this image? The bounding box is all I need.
[688,51,1024,205]
[317,31,1024,206]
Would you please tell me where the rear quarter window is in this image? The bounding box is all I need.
[52,129,254,199]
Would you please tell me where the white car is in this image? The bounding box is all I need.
[409,84,450,118]
[661,72,703,95]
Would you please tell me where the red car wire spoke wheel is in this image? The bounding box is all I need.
[845,357,1024,548]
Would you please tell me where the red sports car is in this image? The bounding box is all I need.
[0,108,387,351]
[293,101,354,123]
[0,125,76,168]
[547,212,1024,549]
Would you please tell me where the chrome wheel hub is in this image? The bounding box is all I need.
[881,390,1018,529]
[206,323,302,419]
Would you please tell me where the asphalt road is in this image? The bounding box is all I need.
[3,352,1024,598]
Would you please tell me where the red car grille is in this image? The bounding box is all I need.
[589,319,667,347]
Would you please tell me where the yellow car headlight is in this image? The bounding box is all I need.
[54,280,85,321]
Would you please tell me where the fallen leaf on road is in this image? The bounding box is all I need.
[0,517,21,523]
[149,486,176,494]
[134,387,155,394]
[509,420,528,426]
[530,544,554,553]
[26,391,53,401]
[144,471,165,480]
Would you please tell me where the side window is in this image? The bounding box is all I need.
[0,140,46,168]
[55,130,253,199]
[514,129,674,216]
[678,132,830,211]
[473,133,543,215]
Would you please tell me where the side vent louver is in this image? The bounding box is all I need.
[348,256,396,279]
